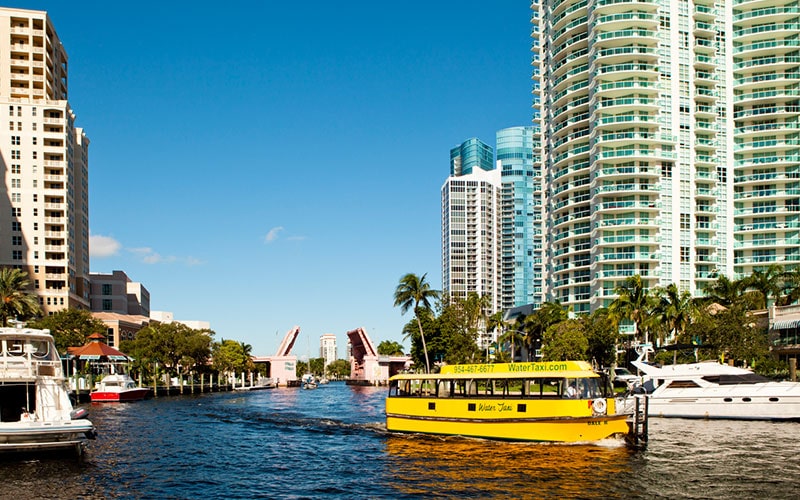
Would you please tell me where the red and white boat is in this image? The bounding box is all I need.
[91,374,151,402]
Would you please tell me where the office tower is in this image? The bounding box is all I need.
[531,0,757,318]
[0,8,90,313]
[320,333,337,367]
[497,126,544,310]
[442,138,502,348]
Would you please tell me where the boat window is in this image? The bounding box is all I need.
[702,374,770,385]
[560,378,602,399]
[6,339,24,356]
[528,378,560,398]
[437,380,452,398]
[30,340,49,358]
[666,380,701,388]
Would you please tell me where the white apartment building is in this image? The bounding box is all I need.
[441,145,503,320]
[0,7,90,313]
[320,333,337,367]
[532,0,798,318]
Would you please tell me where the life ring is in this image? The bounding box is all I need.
[592,398,607,415]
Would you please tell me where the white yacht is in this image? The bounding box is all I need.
[0,327,96,454]
[632,354,800,421]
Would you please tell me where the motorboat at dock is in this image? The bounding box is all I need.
[91,373,151,402]
[386,361,648,446]
[631,356,800,421]
[0,327,96,455]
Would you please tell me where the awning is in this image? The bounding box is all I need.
[772,319,800,330]
[108,355,129,361]
[79,354,101,360]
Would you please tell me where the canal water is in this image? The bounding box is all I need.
[1,382,798,499]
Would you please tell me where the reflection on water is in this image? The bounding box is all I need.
[385,435,633,499]
[0,385,798,499]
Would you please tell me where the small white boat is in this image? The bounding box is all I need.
[91,373,151,402]
[632,351,800,421]
[301,373,318,390]
[0,328,96,455]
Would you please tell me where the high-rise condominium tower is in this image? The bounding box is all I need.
[0,8,90,313]
[497,126,544,310]
[320,333,337,368]
[530,0,796,317]
[442,138,502,329]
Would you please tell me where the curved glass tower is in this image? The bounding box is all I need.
[497,126,544,309]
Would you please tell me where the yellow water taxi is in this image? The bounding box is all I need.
[386,361,647,445]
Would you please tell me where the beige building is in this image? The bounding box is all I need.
[91,311,150,349]
[89,270,150,317]
[0,7,90,314]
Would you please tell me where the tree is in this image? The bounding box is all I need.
[608,275,653,345]
[394,273,439,373]
[581,308,619,369]
[122,322,215,379]
[741,264,784,309]
[326,359,351,379]
[0,267,41,327]
[377,340,404,356]
[28,308,106,355]
[498,329,525,362]
[520,301,568,360]
[652,284,697,347]
[541,319,588,362]
[211,338,252,374]
[436,296,480,365]
[703,274,745,308]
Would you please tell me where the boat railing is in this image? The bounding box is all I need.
[0,355,62,379]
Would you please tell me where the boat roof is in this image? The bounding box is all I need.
[390,361,599,381]
[0,327,53,339]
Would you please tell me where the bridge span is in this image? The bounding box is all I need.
[252,326,410,386]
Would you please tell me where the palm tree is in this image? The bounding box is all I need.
[608,275,652,345]
[498,329,525,362]
[653,284,696,346]
[780,266,800,306]
[394,273,439,373]
[486,310,507,361]
[741,264,784,309]
[520,301,568,360]
[703,274,744,307]
[0,267,41,327]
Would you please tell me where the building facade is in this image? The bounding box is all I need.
[89,270,151,317]
[442,138,503,349]
[320,333,337,367]
[531,0,749,318]
[0,7,90,314]
[497,126,545,310]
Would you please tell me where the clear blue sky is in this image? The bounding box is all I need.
[14,1,533,356]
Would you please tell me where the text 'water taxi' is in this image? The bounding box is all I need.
[386,361,647,446]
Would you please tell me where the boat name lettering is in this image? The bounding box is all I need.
[478,403,514,413]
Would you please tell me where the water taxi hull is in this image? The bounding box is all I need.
[386,413,630,443]
[386,397,630,443]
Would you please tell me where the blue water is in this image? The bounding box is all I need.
[1,382,799,499]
